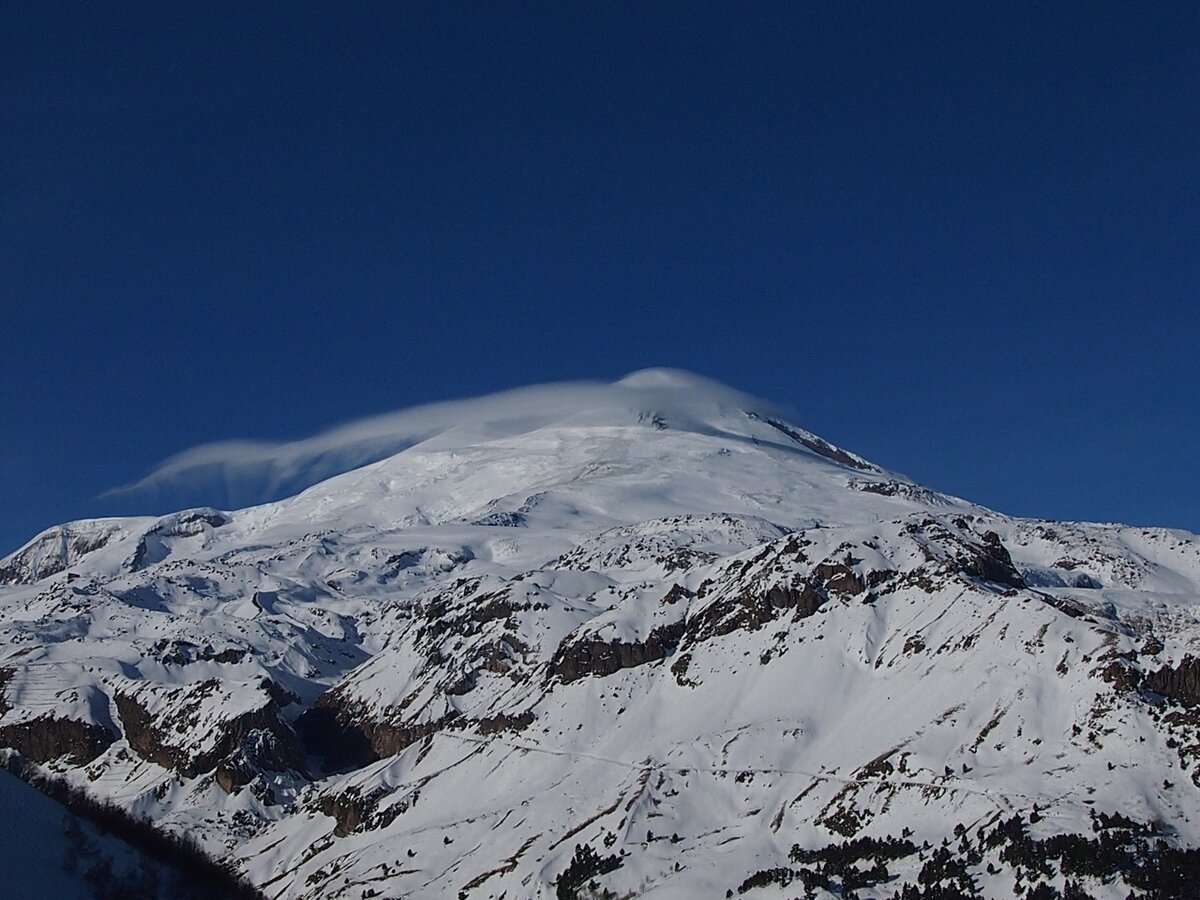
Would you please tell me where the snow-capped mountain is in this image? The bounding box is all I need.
[2,370,1198,899]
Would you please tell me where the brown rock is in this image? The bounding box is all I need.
[0,715,115,765]
[1145,656,1200,706]
[550,621,686,684]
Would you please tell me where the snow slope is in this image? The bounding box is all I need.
[1,370,1198,899]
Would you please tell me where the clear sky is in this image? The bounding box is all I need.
[2,3,1198,554]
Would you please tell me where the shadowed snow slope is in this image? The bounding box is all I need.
[3,371,1200,899]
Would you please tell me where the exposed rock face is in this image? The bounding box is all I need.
[747,412,876,471]
[551,621,686,683]
[260,678,300,708]
[127,509,228,571]
[113,693,171,769]
[764,584,827,617]
[213,726,302,795]
[685,565,834,646]
[1145,657,1200,706]
[0,667,12,717]
[168,510,228,531]
[810,560,866,598]
[473,710,534,734]
[115,691,303,780]
[153,639,249,666]
[316,784,417,837]
[298,693,451,772]
[319,790,370,837]
[960,530,1026,588]
[299,691,535,773]
[0,715,115,765]
[685,587,793,644]
[848,478,943,504]
[0,525,116,584]
[662,583,692,604]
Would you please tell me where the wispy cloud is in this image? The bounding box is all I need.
[102,370,768,512]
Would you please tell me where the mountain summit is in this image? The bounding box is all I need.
[2,373,1199,898]
[108,368,869,512]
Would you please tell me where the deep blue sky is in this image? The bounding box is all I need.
[2,3,1198,554]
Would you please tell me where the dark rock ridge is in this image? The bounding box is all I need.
[298,699,451,773]
[551,620,686,683]
[0,715,115,765]
[960,529,1026,589]
[213,726,304,795]
[747,412,874,472]
[0,667,12,717]
[153,639,249,667]
[115,691,303,781]
[682,539,856,645]
[298,691,535,772]
[127,510,228,572]
[1144,656,1200,706]
[911,519,1026,589]
[0,525,116,585]
[684,579,827,645]
[681,522,1027,650]
[848,478,944,505]
[316,784,419,837]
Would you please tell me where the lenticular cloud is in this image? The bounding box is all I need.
[103,370,772,511]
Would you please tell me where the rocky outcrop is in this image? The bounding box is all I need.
[1144,656,1200,706]
[848,479,942,504]
[764,583,827,617]
[153,639,249,667]
[747,413,875,471]
[319,790,372,837]
[896,519,1026,591]
[474,710,535,735]
[810,559,866,598]
[299,688,535,772]
[298,691,452,772]
[212,725,302,796]
[166,509,228,532]
[958,531,1025,588]
[0,715,115,765]
[0,667,12,717]
[551,621,686,683]
[260,678,300,708]
[686,583,803,644]
[0,525,116,585]
[662,583,692,604]
[317,784,418,837]
[115,691,303,780]
[686,568,837,644]
[127,509,228,571]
